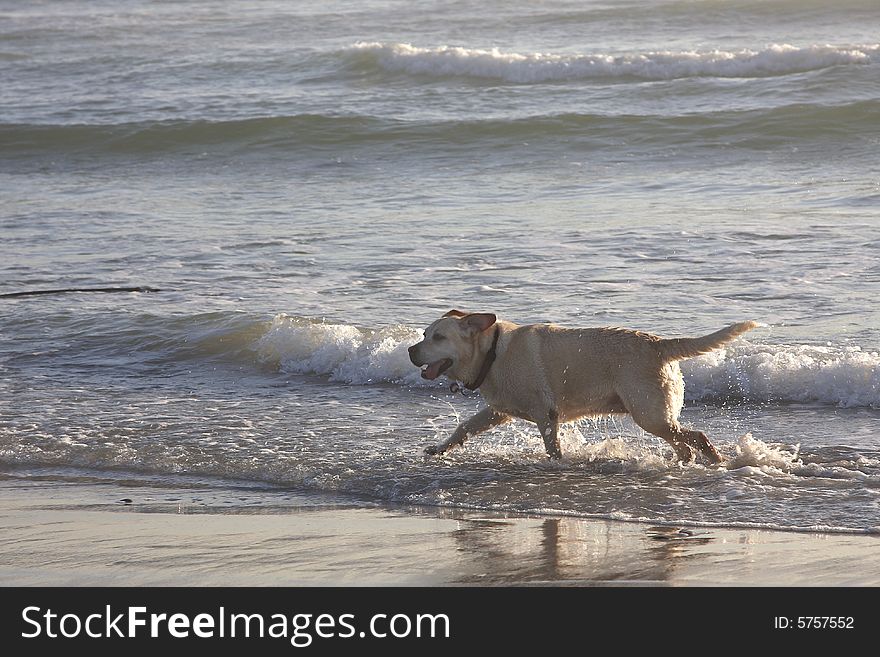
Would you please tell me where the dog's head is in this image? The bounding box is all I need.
[408,309,496,381]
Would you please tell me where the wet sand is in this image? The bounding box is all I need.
[1,477,878,586]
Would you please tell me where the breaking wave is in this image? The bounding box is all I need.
[348,41,879,83]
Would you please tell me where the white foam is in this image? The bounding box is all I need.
[254,314,430,386]
[682,342,880,408]
[724,433,877,482]
[351,42,878,83]
[725,432,803,473]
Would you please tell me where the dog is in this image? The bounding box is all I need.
[409,310,758,463]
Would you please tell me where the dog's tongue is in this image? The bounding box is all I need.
[421,359,451,380]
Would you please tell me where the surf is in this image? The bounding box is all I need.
[348,42,878,83]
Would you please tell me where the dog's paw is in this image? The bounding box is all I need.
[424,445,445,456]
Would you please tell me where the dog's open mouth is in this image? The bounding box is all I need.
[421,358,453,380]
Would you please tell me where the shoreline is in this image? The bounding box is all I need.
[1,477,878,586]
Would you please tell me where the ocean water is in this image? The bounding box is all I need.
[1,0,879,535]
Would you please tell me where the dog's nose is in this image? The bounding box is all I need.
[408,344,420,364]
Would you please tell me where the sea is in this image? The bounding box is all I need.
[1,0,879,535]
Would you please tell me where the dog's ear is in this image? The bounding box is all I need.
[443,309,468,318]
[461,313,496,334]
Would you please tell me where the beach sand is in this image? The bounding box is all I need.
[1,477,877,587]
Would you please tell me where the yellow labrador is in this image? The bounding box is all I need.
[409,310,758,463]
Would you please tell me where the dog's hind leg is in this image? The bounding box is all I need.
[535,408,562,460]
[425,407,510,456]
[638,420,696,463]
[626,411,721,464]
[615,374,699,463]
[680,429,721,464]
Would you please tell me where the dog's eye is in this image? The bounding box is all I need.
[432,334,445,341]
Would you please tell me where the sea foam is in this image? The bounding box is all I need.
[683,343,880,408]
[350,42,878,82]
[255,314,427,386]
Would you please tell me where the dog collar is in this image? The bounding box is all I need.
[464,326,500,391]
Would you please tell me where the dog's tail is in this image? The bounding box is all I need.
[657,321,759,362]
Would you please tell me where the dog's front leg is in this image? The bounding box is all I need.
[535,408,561,459]
[425,407,510,456]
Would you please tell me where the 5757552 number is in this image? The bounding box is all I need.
[774,617,854,629]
